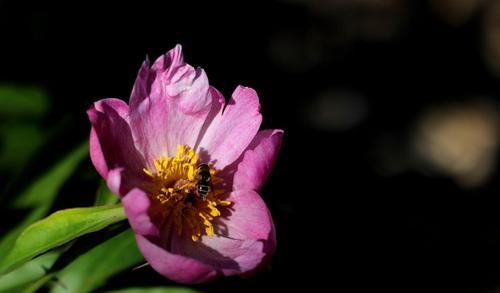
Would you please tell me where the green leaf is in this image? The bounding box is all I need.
[0,123,45,170]
[50,229,144,293]
[102,288,202,293]
[0,211,49,263]
[0,142,88,261]
[12,142,89,208]
[0,84,49,119]
[0,250,61,293]
[0,205,127,275]
[19,273,55,293]
[94,180,120,206]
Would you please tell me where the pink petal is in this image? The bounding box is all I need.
[122,188,159,237]
[87,98,146,196]
[136,234,219,284]
[197,85,262,169]
[169,190,275,275]
[233,129,284,191]
[105,168,124,196]
[150,44,212,115]
[130,58,151,106]
[128,45,213,162]
[171,233,266,276]
[193,86,226,150]
[223,190,275,241]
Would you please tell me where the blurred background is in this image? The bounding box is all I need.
[2,0,500,292]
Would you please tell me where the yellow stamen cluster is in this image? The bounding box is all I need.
[143,145,231,241]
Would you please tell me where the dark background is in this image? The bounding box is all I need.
[1,0,500,292]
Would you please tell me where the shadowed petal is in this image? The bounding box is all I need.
[197,86,262,169]
[223,190,275,241]
[171,233,266,276]
[169,190,275,275]
[233,129,284,191]
[136,234,219,284]
[122,187,221,283]
[87,98,146,196]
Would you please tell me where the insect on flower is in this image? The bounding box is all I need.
[195,163,212,200]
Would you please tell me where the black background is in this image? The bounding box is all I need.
[2,1,500,292]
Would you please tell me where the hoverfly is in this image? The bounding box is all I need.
[195,163,211,199]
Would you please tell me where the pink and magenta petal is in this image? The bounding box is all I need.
[197,85,262,169]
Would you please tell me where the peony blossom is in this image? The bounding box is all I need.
[87,45,283,283]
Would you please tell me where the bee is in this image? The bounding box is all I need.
[195,163,212,199]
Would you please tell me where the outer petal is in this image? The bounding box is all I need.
[128,45,212,162]
[169,190,276,276]
[129,58,154,108]
[171,234,265,276]
[196,86,262,169]
[148,44,212,114]
[87,98,146,196]
[233,129,284,192]
[122,188,159,236]
[222,190,275,241]
[136,234,219,284]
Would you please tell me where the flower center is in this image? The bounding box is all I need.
[143,145,231,241]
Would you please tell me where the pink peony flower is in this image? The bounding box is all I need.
[87,45,283,283]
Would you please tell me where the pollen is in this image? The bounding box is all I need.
[143,145,230,241]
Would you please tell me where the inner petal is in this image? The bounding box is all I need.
[143,145,231,241]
